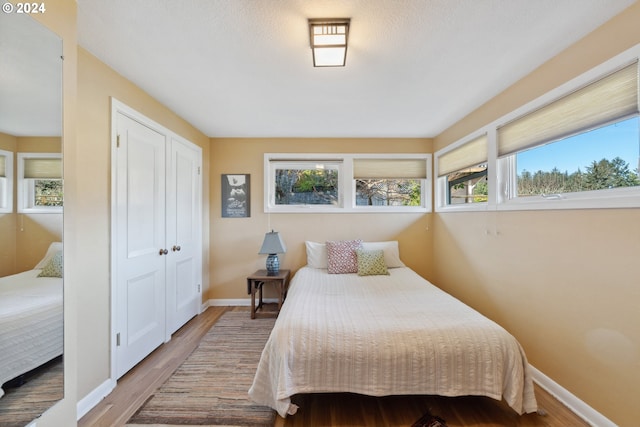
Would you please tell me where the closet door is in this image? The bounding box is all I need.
[165,136,202,336]
[114,113,167,378]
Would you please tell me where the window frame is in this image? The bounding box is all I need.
[17,152,63,213]
[0,149,13,213]
[264,153,432,213]
[267,158,345,212]
[435,42,640,212]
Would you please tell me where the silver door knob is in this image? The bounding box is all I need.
[172,245,181,252]
[159,248,168,255]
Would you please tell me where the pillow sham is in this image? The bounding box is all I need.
[326,239,362,274]
[34,241,63,269]
[361,241,405,268]
[356,249,389,276]
[305,241,328,269]
[38,250,63,278]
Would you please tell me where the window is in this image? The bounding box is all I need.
[353,158,427,207]
[265,154,431,213]
[435,134,488,211]
[436,46,640,211]
[0,150,13,213]
[512,117,639,198]
[497,61,639,207]
[272,159,342,207]
[18,153,63,213]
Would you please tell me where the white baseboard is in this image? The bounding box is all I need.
[76,378,115,420]
[529,365,617,427]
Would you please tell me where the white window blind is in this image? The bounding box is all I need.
[498,61,639,157]
[437,134,488,177]
[23,157,62,179]
[354,158,427,179]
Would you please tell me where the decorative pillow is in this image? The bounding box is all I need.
[305,241,328,269]
[34,241,63,269]
[356,249,389,276]
[38,251,63,278]
[361,241,405,268]
[326,239,362,274]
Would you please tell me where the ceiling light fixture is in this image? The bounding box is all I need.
[308,18,350,67]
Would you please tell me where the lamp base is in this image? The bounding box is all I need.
[266,254,280,275]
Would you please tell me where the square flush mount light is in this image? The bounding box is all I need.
[308,18,350,67]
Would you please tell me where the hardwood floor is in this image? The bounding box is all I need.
[79,306,589,427]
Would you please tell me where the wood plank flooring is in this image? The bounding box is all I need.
[79,306,590,427]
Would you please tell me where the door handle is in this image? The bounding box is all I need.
[159,248,168,255]
[172,245,181,252]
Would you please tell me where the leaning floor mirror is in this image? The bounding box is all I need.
[0,10,64,425]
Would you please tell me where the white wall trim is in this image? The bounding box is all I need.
[530,365,617,427]
[76,378,115,420]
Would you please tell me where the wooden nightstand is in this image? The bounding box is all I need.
[246,269,291,319]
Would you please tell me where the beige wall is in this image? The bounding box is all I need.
[209,138,433,300]
[433,3,640,426]
[75,47,210,400]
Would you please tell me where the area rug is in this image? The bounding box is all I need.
[0,357,64,427]
[127,311,277,426]
[411,410,448,427]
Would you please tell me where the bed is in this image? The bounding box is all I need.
[249,240,538,417]
[0,243,63,398]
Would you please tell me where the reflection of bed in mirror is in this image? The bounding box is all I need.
[0,243,63,398]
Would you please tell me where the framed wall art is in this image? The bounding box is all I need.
[222,174,250,218]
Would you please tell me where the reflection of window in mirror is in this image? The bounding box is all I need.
[17,153,63,213]
[0,149,13,213]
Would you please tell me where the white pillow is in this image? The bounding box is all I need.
[305,241,328,269]
[34,241,63,269]
[361,241,405,268]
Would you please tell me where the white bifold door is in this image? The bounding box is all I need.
[165,135,202,336]
[114,106,202,379]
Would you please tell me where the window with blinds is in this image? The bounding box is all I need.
[436,134,488,206]
[353,158,427,207]
[23,157,62,179]
[18,153,63,212]
[265,154,431,213]
[499,62,640,199]
[498,62,638,157]
[435,48,640,211]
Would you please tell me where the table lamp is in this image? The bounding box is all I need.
[258,230,287,274]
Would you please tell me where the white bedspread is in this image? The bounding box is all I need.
[0,270,63,398]
[249,266,537,417]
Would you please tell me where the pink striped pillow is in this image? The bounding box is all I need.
[326,239,362,274]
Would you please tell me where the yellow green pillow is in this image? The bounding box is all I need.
[38,251,63,278]
[356,249,389,276]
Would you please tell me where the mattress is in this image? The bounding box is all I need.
[249,266,537,417]
[0,269,63,397]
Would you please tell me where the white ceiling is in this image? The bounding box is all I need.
[75,0,635,139]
